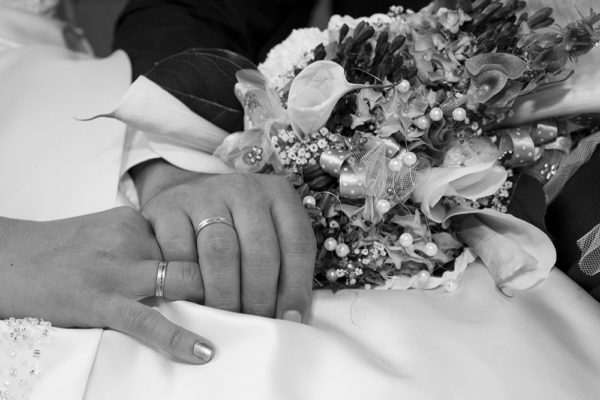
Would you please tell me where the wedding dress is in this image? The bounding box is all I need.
[1,6,600,400]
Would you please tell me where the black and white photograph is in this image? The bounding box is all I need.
[1,0,600,398]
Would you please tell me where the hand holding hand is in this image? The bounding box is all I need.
[0,207,214,364]
[132,160,317,322]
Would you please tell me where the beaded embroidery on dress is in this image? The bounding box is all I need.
[0,0,59,16]
[0,318,51,400]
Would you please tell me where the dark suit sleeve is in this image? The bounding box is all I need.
[113,0,317,78]
[546,147,600,298]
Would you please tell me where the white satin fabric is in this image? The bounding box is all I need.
[86,270,600,400]
[1,8,600,400]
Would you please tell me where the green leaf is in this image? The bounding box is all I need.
[145,48,256,132]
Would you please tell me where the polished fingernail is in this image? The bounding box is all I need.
[193,342,215,362]
[282,310,302,323]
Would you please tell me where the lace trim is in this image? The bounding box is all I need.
[0,318,51,400]
[577,225,600,276]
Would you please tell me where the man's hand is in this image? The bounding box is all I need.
[131,159,317,322]
[0,207,214,364]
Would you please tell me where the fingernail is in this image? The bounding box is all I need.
[193,342,215,362]
[282,310,302,323]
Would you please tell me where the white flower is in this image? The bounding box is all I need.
[436,7,471,34]
[258,28,329,92]
[327,13,392,31]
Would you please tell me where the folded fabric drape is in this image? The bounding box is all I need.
[85,266,600,400]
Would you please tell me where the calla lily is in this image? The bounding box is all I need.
[412,161,508,222]
[80,75,233,173]
[446,207,555,290]
[234,69,288,130]
[287,60,366,138]
[82,75,229,154]
[508,48,600,125]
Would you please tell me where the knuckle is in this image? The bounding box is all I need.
[168,329,188,350]
[285,231,317,256]
[267,174,289,187]
[178,262,201,285]
[283,261,315,285]
[172,262,204,302]
[245,256,280,276]
[115,303,159,334]
[244,228,272,245]
[114,206,139,219]
[203,236,239,263]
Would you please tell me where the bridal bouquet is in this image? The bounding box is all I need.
[104,1,600,292]
[213,2,599,290]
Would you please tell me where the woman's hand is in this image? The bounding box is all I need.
[0,207,214,364]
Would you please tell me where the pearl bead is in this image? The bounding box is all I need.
[443,279,458,292]
[414,116,431,130]
[397,79,411,93]
[388,157,404,172]
[399,232,413,247]
[324,238,338,251]
[452,107,466,121]
[335,243,350,258]
[402,151,417,166]
[416,269,430,283]
[375,199,391,214]
[326,269,338,282]
[429,107,444,121]
[424,242,438,257]
[302,195,316,207]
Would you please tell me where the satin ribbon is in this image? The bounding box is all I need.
[319,148,366,199]
[498,120,560,167]
[498,128,537,167]
[318,138,404,200]
[497,120,574,183]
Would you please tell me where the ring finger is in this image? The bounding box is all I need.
[117,260,205,303]
[195,211,241,312]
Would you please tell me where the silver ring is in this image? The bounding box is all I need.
[155,261,167,298]
[196,217,234,238]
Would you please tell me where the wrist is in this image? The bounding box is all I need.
[130,159,211,206]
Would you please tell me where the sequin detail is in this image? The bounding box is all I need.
[0,318,51,400]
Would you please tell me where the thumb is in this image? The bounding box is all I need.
[107,298,214,364]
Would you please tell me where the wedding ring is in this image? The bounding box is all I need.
[155,261,167,298]
[196,217,234,238]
